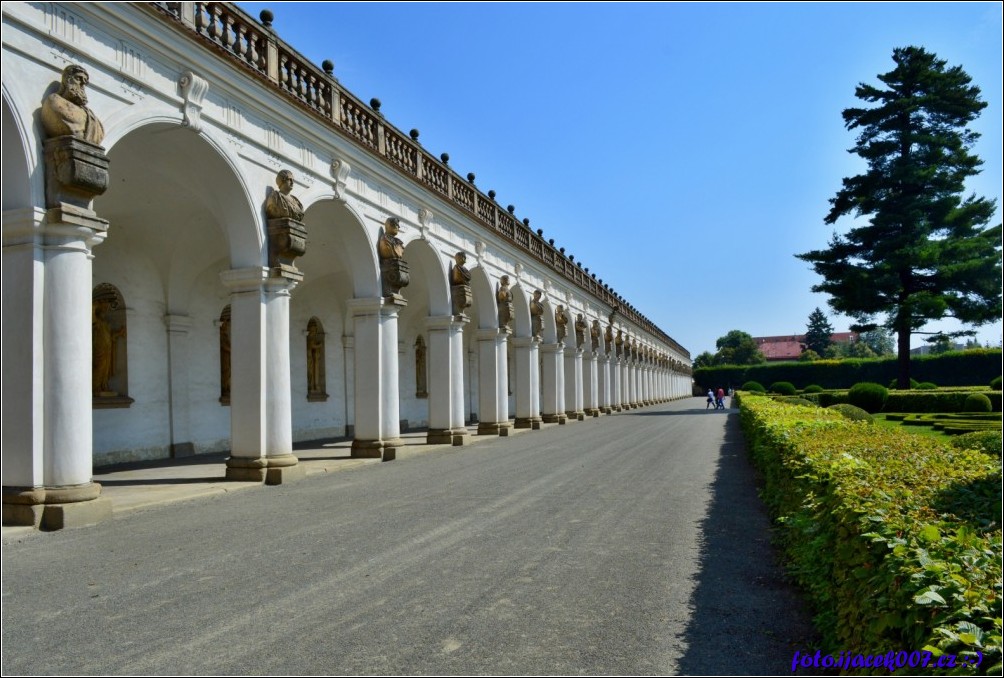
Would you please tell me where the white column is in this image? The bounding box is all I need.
[165,314,193,457]
[222,267,268,481]
[611,357,621,411]
[513,336,541,429]
[349,297,404,461]
[583,350,599,417]
[477,328,511,436]
[599,354,612,414]
[342,336,355,436]
[540,342,566,424]
[564,346,584,421]
[622,359,632,409]
[262,277,303,483]
[427,315,469,445]
[3,207,112,528]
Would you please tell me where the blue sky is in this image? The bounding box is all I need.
[238,2,1003,358]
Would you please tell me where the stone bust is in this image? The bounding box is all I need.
[575,313,587,348]
[554,305,568,342]
[451,251,471,286]
[41,64,105,144]
[265,170,305,221]
[378,217,405,261]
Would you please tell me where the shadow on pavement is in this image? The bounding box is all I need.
[675,410,820,675]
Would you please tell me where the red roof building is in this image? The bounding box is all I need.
[754,332,859,361]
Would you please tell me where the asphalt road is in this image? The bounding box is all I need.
[2,399,817,675]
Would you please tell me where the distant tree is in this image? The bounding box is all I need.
[929,335,955,355]
[796,46,1002,389]
[799,349,822,362]
[804,307,835,355]
[859,328,895,356]
[963,337,981,350]
[714,330,766,366]
[693,351,716,370]
[825,341,877,360]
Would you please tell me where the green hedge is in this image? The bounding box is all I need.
[694,349,1001,391]
[737,393,1002,673]
[794,390,1002,413]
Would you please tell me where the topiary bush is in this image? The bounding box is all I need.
[848,382,889,413]
[778,396,817,408]
[963,393,993,413]
[992,376,1002,390]
[827,403,874,422]
[915,381,938,390]
[802,384,824,394]
[742,380,766,393]
[769,381,797,396]
[888,377,920,390]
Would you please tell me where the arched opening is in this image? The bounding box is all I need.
[291,197,379,442]
[91,122,258,464]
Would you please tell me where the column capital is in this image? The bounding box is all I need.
[348,296,406,317]
[540,342,564,355]
[163,313,193,333]
[220,266,268,292]
[426,314,468,331]
[476,327,509,341]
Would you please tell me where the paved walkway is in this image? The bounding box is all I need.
[2,425,502,539]
[3,398,819,675]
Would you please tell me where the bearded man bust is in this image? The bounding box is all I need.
[41,64,105,144]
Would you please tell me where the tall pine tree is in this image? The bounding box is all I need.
[797,46,1002,388]
[804,307,835,356]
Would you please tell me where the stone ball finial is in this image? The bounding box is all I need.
[409,128,420,141]
[322,60,334,75]
[369,98,381,112]
[522,218,529,227]
[549,238,554,246]
[259,9,274,27]
[559,247,565,255]
[488,190,496,200]
[440,152,449,164]
[507,205,515,214]
[467,172,475,183]
[536,228,543,236]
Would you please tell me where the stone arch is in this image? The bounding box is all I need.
[538,295,559,344]
[510,284,532,338]
[1,87,39,211]
[101,118,262,271]
[299,197,380,300]
[469,266,498,331]
[402,238,450,318]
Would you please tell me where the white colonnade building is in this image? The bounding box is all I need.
[1,2,693,529]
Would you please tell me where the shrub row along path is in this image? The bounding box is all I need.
[2,399,817,675]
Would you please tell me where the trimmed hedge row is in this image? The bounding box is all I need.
[802,390,1003,413]
[694,349,1002,391]
[737,393,1002,673]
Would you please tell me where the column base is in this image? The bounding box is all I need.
[587,408,601,417]
[541,413,564,424]
[225,456,267,482]
[477,421,511,436]
[265,454,305,485]
[566,410,586,421]
[514,417,542,430]
[351,439,399,461]
[2,483,111,531]
[427,428,471,446]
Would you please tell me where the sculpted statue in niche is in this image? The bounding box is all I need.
[450,251,473,317]
[415,335,428,398]
[378,217,409,297]
[575,314,587,349]
[219,305,231,404]
[605,324,614,353]
[42,64,105,144]
[92,284,126,398]
[591,319,601,352]
[496,275,514,330]
[306,317,327,400]
[530,290,545,339]
[265,169,305,221]
[615,329,624,357]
